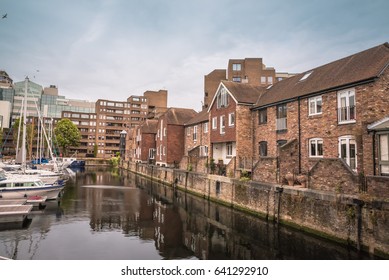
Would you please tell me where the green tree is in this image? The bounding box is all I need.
[54,118,81,156]
[93,143,98,158]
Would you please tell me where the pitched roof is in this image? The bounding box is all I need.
[367,115,389,131]
[185,109,209,126]
[223,81,266,104]
[163,107,197,125]
[253,42,389,109]
[207,81,266,111]
[141,119,158,134]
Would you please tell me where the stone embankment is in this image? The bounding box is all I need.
[121,161,389,258]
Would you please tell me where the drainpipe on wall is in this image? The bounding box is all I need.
[298,97,302,174]
[251,108,256,180]
[372,131,376,176]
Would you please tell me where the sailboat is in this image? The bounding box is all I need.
[0,77,65,200]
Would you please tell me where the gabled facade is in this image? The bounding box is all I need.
[251,42,389,193]
[155,108,197,167]
[133,119,158,163]
[184,109,210,158]
[208,81,264,173]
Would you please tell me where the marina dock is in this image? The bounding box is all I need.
[0,199,26,206]
[0,204,33,224]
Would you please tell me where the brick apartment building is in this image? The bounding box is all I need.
[95,99,132,157]
[208,81,265,175]
[251,42,389,194]
[62,111,97,157]
[92,90,167,158]
[184,109,210,157]
[203,58,294,109]
[181,109,210,172]
[155,107,197,167]
[133,118,158,163]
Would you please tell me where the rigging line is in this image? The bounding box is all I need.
[32,98,59,171]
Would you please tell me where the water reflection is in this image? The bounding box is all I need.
[0,167,381,260]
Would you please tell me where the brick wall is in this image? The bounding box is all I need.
[121,161,389,256]
[253,102,299,161]
[279,139,299,184]
[236,105,254,169]
[308,158,360,194]
[366,176,389,197]
[184,121,209,156]
[166,124,185,165]
[252,157,278,183]
[156,115,186,166]
[140,133,156,162]
[209,99,236,143]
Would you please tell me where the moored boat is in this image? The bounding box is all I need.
[0,172,64,200]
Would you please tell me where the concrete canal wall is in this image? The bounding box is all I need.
[121,161,389,257]
[81,158,111,166]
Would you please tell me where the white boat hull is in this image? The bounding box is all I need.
[0,185,64,200]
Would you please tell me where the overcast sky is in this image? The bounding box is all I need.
[1,0,388,111]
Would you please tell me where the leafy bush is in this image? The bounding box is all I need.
[109,156,119,167]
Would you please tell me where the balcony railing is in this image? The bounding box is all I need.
[338,106,356,123]
[276,117,287,131]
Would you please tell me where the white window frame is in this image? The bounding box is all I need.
[220,115,225,135]
[217,88,229,108]
[308,96,322,116]
[339,136,357,171]
[226,142,233,157]
[186,127,191,136]
[309,138,323,158]
[338,88,356,124]
[149,148,155,159]
[259,141,267,157]
[193,125,197,141]
[379,133,389,176]
[228,113,235,127]
[200,145,208,157]
[203,122,208,133]
[232,63,241,71]
[212,117,217,130]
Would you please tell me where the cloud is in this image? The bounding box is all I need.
[1,0,389,113]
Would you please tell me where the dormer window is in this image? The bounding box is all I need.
[300,71,313,81]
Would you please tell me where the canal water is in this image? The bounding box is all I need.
[0,167,381,260]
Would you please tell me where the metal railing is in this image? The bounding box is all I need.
[338,106,356,123]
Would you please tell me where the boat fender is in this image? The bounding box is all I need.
[24,194,27,198]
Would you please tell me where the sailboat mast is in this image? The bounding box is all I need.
[15,98,24,156]
[21,77,28,172]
